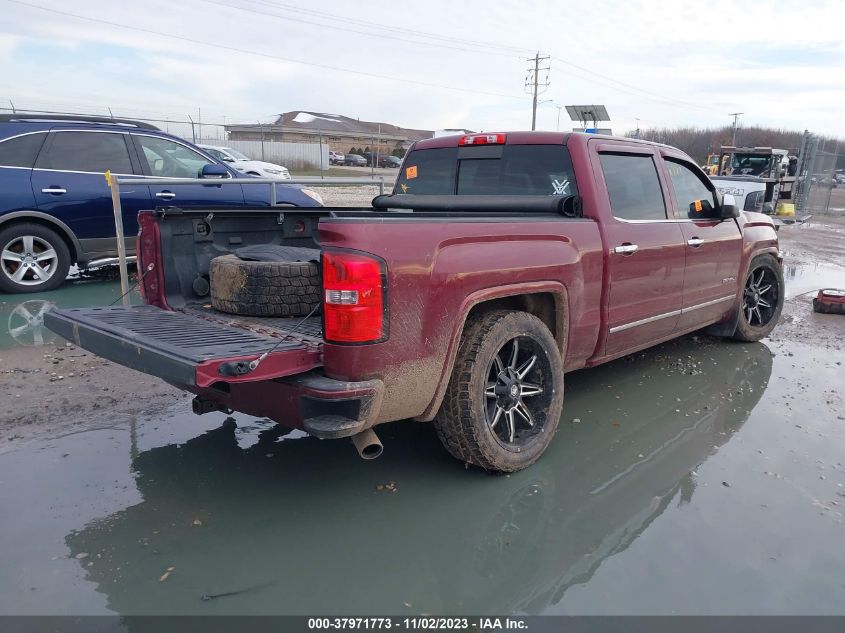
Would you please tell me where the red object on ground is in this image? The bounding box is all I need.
[813,289,845,314]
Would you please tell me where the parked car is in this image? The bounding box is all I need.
[329,151,345,165]
[379,155,402,168]
[198,144,291,180]
[0,114,323,293]
[47,131,783,472]
[343,154,367,166]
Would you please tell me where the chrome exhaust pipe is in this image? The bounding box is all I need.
[351,428,383,460]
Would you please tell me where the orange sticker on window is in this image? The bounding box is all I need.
[694,199,703,213]
[405,165,418,179]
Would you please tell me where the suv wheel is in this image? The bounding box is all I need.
[434,310,564,472]
[0,223,71,293]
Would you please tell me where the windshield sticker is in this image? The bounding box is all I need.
[400,183,409,193]
[551,178,571,195]
[405,165,418,180]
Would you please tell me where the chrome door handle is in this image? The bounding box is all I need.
[613,243,639,255]
[155,191,176,199]
[687,238,704,247]
[41,187,66,194]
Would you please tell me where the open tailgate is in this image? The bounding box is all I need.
[44,305,321,388]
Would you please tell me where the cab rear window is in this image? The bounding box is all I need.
[395,145,577,197]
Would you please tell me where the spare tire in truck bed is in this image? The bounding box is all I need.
[209,253,322,317]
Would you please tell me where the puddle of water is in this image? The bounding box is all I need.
[0,279,140,350]
[782,261,845,299]
[1,335,843,615]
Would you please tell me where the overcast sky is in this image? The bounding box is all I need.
[1,0,844,140]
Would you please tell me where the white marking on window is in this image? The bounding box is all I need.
[552,178,570,195]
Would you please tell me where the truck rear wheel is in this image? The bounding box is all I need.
[434,310,564,472]
[732,254,784,342]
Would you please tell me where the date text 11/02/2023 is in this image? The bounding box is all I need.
[306,617,528,630]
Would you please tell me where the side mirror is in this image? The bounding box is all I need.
[720,193,740,219]
[222,157,235,162]
[201,164,229,179]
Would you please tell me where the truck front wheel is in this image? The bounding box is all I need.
[732,254,784,342]
[434,310,564,472]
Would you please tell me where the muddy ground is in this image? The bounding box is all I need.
[1,216,844,446]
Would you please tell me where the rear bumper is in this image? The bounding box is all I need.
[190,371,385,439]
[45,305,383,439]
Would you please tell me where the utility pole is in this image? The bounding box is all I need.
[555,105,563,131]
[729,112,743,146]
[525,52,550,131]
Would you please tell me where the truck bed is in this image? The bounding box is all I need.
[45,305,323,388]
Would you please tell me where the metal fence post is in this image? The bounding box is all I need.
[107,172,131,306]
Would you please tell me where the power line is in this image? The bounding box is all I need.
[240,0,733,115]
[200,0,523,58]
[243,0,534,55]
[550,55,730,114]
[6,0,527,100]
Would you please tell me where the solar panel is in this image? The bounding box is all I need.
[565,105,611,125]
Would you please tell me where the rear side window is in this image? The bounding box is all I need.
[599,153,666,221]
[0,132,48,168]
[36,131,133,174]
[396,148,457,194]
[134,135,215,178]
[395,145,578,197]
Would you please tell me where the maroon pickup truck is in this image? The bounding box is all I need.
[45,132,784,472]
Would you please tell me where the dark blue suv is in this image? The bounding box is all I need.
[0,114,322,293]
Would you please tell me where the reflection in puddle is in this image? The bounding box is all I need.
[0,280,139,349]
[783,262,844,299]
[60,339,773,615]
[7,299,55,346]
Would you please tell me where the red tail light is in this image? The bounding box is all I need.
[322,250,387,344]
[459,133,506,146]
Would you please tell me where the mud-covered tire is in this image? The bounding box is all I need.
[434,310,564,472]
[0,223,71,294]
[209,254,321,317]
[733,254,784,342]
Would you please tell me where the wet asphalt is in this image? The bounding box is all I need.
[0,268,844,616]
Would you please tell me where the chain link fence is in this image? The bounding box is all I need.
[793,135,844,216]
[0,106,330,170]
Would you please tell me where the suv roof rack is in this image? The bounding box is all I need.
[0,113,160,130]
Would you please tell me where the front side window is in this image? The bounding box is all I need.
[135,135,215,178]
[599,153,667,221]
[0,132,48,168]
[35,131,132,174]
[665,159,717,219]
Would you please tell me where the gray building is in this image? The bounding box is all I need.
[225,111,433,155]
